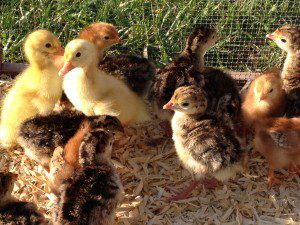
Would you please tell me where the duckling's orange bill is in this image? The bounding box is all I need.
[163,102,174,110]
[59,62,75,77]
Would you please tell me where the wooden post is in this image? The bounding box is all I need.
[0,43,27,76]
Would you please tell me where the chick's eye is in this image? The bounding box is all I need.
[45,43,51,48]
[104,36,109,40]
[270,88,273,93]
[181,102,189,107]
[281,39,287,43]
[75,52,81,58]
[212,35,215,38]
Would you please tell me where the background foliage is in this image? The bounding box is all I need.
[1,0,300,72]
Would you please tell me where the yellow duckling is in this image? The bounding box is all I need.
[60,39,150,125]
[0,29,64,148]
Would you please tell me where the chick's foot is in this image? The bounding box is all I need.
[166,180,201,202]
[268,169,287,188]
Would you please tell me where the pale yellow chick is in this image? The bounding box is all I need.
[60,39,150,125]
[0,30,64,148]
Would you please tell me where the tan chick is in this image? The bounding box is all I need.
[0,30,64,148]
[78,22,121,61]
[242,71,286,134]
[254,117,300,188]
[0,171,47,224]
[163,85,246,201]
[60,39,150,125]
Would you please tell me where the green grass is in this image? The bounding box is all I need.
[1,0,300,73]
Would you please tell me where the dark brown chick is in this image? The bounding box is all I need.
[78,22,156,97]
[242,71,286,131]
[49,119,92,194]
[163,86,246,201]
[149,26,219,121]
[149,26,240,126]
[254,117,300,188]
[18,109,123,168]
[52,131,123,225]
[0,172,47,225]
[267,25,300,117]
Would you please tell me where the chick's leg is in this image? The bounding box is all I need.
[268,168,287,188]
[166,180,201,201]
[166,178,219,201]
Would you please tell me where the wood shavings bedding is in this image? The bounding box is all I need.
[0,78,299,225]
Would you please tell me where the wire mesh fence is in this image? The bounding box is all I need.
[195,0,300,81]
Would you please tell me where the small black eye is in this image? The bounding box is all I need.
[281,39,287,43]
[104,36,109,40]
[182,102,189,107]
[270,88,273,93]
[76,52,81,58]
[45,43,51,48]
[212,36,215,38]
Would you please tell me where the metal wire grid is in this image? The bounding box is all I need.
[192,0,300,79]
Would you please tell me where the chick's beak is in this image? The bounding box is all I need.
[259,93,267,101]
[55,47,65,56]
[58,61,75,77]
[266,33,275,40]
[163,102,174,110]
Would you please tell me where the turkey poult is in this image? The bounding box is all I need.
[267,25,300,117]
[163,86,246,201]
[149,27,240,130]
[149,27,219,122]
[0,172,47,225]
[52,129,123,225]
[18,109,123,168]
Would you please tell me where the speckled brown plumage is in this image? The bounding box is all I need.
[99,54,156,97]
[0,172,47,225]
[52,165,122,225]
[268,25,300,117]
[202,67,241,124]
[18,109,123,166]
[169,86,245,181]
[149,26,240,123]
[78,130,114,167]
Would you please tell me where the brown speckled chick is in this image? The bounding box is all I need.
[0,172,47,225]
[78,22,156,98]
[149,27,240,128]
[267,25,300,117]
[52,129,123,225]
[18,109,123,168]
[149,27,219,121]
[49,119,92,194]
[254,117,300,188]
[163,86,246,201]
